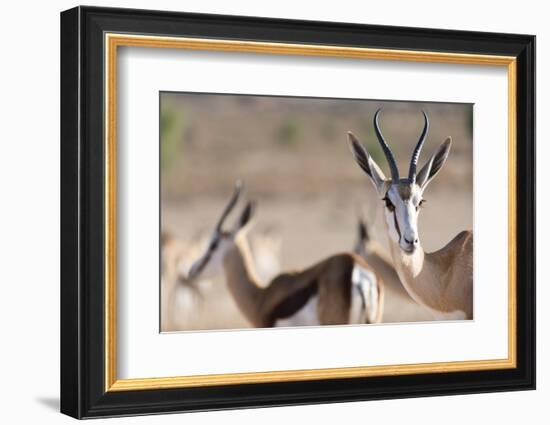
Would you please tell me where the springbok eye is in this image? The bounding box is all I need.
[416,199,426,211]
[383,197,395,212]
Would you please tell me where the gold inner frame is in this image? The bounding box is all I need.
[104,33,517,392]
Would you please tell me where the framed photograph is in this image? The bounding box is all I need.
[60,6,535,419]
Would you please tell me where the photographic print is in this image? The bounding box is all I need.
[61,8,535,417]
[160,93,473,332]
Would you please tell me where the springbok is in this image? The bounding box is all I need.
[161,228,282,331]
[348,109,473,320]
[161,231,206,331]
[354,217,433,323]
[182,182,385,328]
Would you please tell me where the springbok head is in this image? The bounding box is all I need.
[348,109,452,254]
[183,181,254,282]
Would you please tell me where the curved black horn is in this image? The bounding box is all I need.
[215,180,242,231]
[408,111,429,182]
[374,109,400,182]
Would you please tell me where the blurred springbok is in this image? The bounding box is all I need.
[161,231,203,331]
[181,182,384,327]
[160,227,282,331]
[348,109,473,320]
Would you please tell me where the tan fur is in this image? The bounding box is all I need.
[372,273,386,323]
[223,233,383,327]
[388,226,473,319]
[359,238,434,322]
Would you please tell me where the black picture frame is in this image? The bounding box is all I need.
[60,5,535,419]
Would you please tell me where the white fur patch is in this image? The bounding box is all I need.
[350,265,379,324]
[385,209,400,244]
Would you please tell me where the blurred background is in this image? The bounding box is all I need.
[161,92,473,331]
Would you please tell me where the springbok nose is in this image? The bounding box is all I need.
[404,236,419,245]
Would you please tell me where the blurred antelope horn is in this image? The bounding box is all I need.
[374,109,400,182]
[408,111,429,182]
[215,180,242,231]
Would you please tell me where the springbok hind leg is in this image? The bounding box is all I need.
[316,261,353,325]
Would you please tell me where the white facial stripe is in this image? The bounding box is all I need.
[384,207,400,244]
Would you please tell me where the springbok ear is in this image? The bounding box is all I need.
[347,132,387,195]
[234,201,256,233]
[416,137,452,190]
